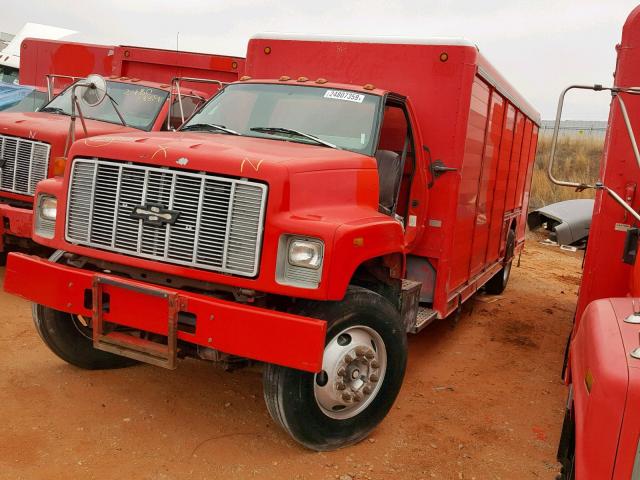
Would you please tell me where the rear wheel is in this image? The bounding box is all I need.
[263,286,407,451]
[33,304,138,370]
[485,230,516,295]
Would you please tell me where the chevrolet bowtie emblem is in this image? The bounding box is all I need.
[131,203,181,226]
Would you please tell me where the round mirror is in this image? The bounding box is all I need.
[78,74,107,107]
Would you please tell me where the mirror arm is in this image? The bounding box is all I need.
[75,98,88,136]
[106,93,128,127]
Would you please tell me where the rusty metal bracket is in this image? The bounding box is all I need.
[91,275,181,369]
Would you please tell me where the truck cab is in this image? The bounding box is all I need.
[550,5,640,479]
[0,76,213,261]
[3,35,538,450]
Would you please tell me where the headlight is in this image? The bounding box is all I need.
[288,239,323,269]
[40,196,57,220]
[276,235,324,288]
[35,194,57,239]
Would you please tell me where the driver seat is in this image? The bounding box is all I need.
[375,149,402,215]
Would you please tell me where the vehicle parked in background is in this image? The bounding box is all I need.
[527,199,594,247]
[0,22,76,85]
[0,44,244,261]
[549,5,640,479]
[3,34,538,450]
[0,83,40,111]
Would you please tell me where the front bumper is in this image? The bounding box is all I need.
[0,203,33,248]
[4,252,327,372]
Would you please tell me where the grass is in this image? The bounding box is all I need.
[529,136,603,209]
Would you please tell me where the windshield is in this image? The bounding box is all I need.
[181,83,381,155]
[43,81,169,131]
[2,89,48,112]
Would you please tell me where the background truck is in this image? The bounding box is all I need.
[3,34,539,450]
[0,40,244,261]
[550,5,640,479]
[16,38,247,111]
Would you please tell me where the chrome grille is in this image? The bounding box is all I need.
[0,135,51,195]
[66,158,267,276]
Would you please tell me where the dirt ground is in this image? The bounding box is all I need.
[0,236,580,480]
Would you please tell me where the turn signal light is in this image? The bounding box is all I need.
[53,156,67,176]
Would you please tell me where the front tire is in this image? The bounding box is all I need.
[263,286,407,451]
[33,304,138,370]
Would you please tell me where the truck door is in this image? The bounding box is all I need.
[375,96,416,219]
[375,94,427,247]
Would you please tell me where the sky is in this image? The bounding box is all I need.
[2,0,639,120]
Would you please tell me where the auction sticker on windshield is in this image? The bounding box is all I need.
[323,90,365,103]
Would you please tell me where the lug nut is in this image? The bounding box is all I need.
[365,351,375,360]
[353,393,362,403]
[337,367,347,377]
[336,382,347,391]
[363,385,373,395]
[344,355,353,363]
[370,374,379,383]
[355,346,367,357]
[370,361,380,369]
[342,392,353,402]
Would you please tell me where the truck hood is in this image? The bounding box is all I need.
[0,112,138,147]
[68,131,376,179]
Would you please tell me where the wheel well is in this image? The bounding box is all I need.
[349,253,404,309]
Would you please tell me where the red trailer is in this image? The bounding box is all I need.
[550,6,640,479]
[3,34,538,449]
[0,40,244,260]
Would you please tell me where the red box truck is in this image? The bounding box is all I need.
[3,34,539,450]
[0,39,244,260]
[549,6,640,479]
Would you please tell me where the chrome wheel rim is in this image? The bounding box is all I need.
[313,325,387,420]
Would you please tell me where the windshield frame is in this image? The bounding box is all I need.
[181,82,385,157]
[39,80,170,132]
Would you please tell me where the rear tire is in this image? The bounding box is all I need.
[485,230,515,295]
[263,286,407,451]
[33,304,138,370]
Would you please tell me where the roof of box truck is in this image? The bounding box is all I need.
[250,33,540,124]
[251,33,476,48]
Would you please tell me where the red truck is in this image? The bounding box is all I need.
[3,34,539,450]
[551,6,640,479]
[0,40,244,261]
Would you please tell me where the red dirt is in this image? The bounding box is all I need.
[0,237,578,479]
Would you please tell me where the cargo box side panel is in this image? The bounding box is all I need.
[469,90,505,277]
[517,125,539,240]
[514,119,534,212]
[113,47,243,92]
[505,112,526,212]
[448,77,490,291]
[486,103,516,263]
[20,39,115,89]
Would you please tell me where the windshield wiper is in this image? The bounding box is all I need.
[250,127,338,149]
[39,106,68,115]
[181,123,241,135]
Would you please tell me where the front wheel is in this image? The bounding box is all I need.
[33,304,138,370]
[263,286,407,451]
